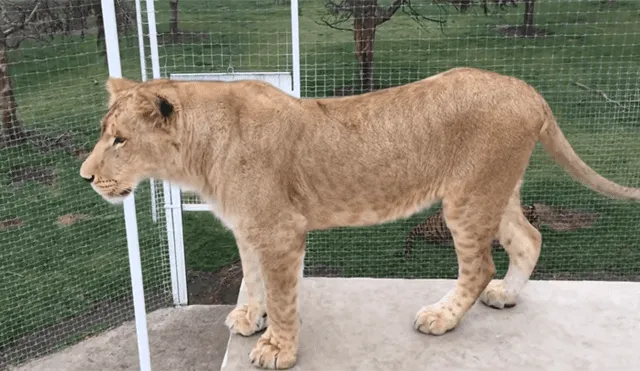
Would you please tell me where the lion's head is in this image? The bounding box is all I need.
[80,77,182,204]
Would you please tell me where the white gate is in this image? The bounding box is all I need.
[163,71,298,307]
[100,0,301,369]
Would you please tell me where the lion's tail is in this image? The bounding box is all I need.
[538,110,640,201]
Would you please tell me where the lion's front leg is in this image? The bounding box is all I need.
[225,239,268,336]
[245,227,306,370]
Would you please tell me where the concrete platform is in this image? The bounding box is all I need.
[223,278,640,371]
[12,278,640,371]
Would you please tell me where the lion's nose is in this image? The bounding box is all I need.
[82,175,95,183]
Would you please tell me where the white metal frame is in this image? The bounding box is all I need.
[101,1,151,370]
[139,0,191,307]
[163,181,189,305]
[163,0,301,304]
[168,71,295,213]
[167,72,296,305]
[133,0,160,223]
[99,0,302,368]
[136,0,301,305]
[291,0,301,98]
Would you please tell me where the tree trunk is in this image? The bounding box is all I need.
[353,24,376,93]
[170,0,180,42]
[353,0,379,92]
[91,1,107,65]
[523,0,535,36]
[0,44,27,146]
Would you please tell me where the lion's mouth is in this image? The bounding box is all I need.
[94,186,134,205]
[104,187,132,198]
[119,188,133,197]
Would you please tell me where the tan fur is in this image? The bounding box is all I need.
[80,67,640,369]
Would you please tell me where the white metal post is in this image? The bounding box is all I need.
[290,0,301,98]
[144,0,187,305]
[134,0,148,82]
[170,184,188,305]
[161,182,187,306]
[162,181,180,305]
[134,0,159,223]
[291,0,304,279]
[145,0,161,78]
[101,1,151,370]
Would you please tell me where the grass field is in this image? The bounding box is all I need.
[1,0,639,366]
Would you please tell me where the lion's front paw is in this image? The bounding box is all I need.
[480,280,517,309]
[413,304,459,335]
[225,304,268,337]
[249,332,297,369]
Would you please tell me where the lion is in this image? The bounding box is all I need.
[80,67,640,369]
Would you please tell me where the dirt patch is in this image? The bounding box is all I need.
[73,148,91,161]
[9,167,57,186]
[56,214,92,227]
[402,203,600,256]
[188,260,244,305]
[29,131,76,154]
[187,261,345,305]
[534,203,599,231]
[497,25,550,38]
[0,217,23,230]
[3,128,89,160]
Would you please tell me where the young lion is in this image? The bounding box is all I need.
[80,67,640,369]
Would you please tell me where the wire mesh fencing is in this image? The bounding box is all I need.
[150,0,639,282]
[145,0,297,307]
[299,0,640,280]
[0,0,173,368]
[1,0,639,368]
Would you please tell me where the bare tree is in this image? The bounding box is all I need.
[512,0,538,37]
[170,0,179,42]
[523,0,538,34]
[0,0,134,146]
[319,0,445,93]
[447,0,546,37]
[449,0,517,14]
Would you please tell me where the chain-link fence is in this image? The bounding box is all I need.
[2,0,639,368]
[151,0,639,281]
[300,0,640,280]
[0,1,173,368]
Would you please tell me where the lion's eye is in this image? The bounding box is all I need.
[113,137,126,145]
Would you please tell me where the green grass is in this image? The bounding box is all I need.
[1,0,640,365]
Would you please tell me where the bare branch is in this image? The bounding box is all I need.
[402,1,447,32]
[0,0,136,52]
[2,1,41,37]
[320,0,446,33]
[314,18,355,32]
[316,0,354,31]
[375,0,405,26]
[573,81,628,111]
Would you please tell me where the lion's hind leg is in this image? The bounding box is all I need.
[480,183,542,309]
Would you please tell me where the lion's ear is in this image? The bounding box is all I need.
[135,92,176,126]
[106,77,138,105]
[156,96,175,119]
